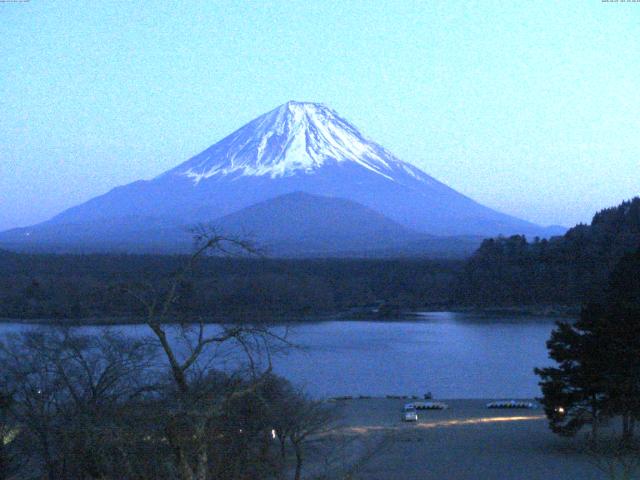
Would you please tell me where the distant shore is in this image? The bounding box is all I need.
[0,305,579,326]
[449,305,580,318]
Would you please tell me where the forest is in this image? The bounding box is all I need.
[454,197,640,308]
[0,251,461,322]
[1,197,639,322]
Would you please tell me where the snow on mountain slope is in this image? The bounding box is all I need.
[165,101,432,184]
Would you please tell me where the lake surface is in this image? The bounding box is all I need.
[0,312,560,399]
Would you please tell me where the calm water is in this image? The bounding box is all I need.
[0,312,560,399]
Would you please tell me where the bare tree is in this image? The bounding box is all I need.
[0,229,305,480]
[122,228,290,480]
[256,376,338,480]
[288,397,336,480]
[0,327,156,480]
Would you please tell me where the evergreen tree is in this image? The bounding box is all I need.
[599,248,640,442]
[535,303,607,440]
[536,248,640,443]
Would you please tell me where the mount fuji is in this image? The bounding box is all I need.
[0,101,563,255]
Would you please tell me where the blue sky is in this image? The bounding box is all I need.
[1,0,639,230]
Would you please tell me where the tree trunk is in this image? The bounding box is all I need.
[0,444,7,480]
[259,431,270,460]
[196,449,208,480]
[293,443,303,480]
[40,430,58,480]
[167,423,196,480]
[590,400,599,444]
[622,413,633,444]
[195,419,209,480]
[279,436,286,461]
[178,452,195,480]
[591,415,598,444]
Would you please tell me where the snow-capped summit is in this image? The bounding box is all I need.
[0,101,564,254]
[167,101,430,184]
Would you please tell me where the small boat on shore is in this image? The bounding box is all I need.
[404,401,448,411]
[486,400,535,409]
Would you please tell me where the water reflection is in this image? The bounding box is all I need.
[0,312,562,399]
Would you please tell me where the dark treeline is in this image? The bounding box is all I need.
[0,252,462,321]
[455,197,640,308]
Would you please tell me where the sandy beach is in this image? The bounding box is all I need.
[312,399,616,480]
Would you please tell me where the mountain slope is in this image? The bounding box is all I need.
[0,192,482,257]
[211,191,480,257]
[0,101,562,254]
[212,191,424,255]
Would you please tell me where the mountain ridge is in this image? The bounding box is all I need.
[209,191,481,257]
[0,192,483,257]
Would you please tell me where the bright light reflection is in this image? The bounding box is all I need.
[338,415,546,435]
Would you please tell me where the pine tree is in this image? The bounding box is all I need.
[536,248,640,443]
[599,248,640,442]
[535,303,607,440]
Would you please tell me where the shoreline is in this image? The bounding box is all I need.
[0,305,579,326]
[326,396,540,402]
[316,398,609,479]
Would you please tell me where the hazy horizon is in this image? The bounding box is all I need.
[2,1,639,231]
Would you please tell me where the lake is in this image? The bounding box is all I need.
[0,311,560,399]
